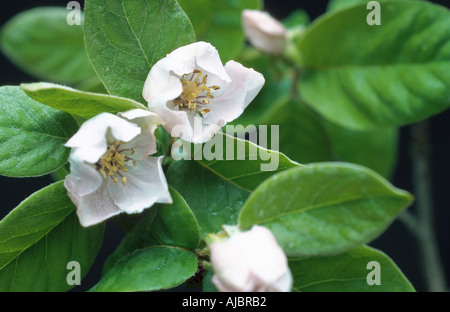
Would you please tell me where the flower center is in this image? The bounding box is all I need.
[96,140,136,186]
[174,70,220,115]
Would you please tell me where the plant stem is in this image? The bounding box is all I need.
[410,121,446,292]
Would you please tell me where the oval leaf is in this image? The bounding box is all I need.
[290,245,415,292]
[0,7,96,85]
[84,0,195,103]
[239,162,414,257]
[0,86,78,177]
[103,187,200,274]
[21,82,146,119]
[298,1,450,130]
[0,181,104,292]
[91,246,197,292]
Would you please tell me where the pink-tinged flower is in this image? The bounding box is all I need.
[209,225,292,292]
[64,109,172,227]
[242,10,287,55]
[142,41,265,143]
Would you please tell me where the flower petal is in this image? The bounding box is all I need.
[66,113,141,163]
[210,240,254,292]
[65,155,103,197]
[69,182,122,227]
[118,109,162,159]
[203,60,265,126]
[227,226,287,285]
[108,156,172,213]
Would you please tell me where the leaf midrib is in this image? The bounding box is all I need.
[0,125,70,141]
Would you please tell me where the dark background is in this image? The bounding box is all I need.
[0,0,449,292]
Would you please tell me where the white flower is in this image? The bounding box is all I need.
[64,109,172,227]
[142,41,265,143]
[242,10,287,55]
[209,225,292,292]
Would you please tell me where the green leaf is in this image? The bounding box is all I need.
[0,7,97,85]
[93,187,200,292]
[297,1,450,130]
[84,0,195,103]
[0,86,78,177]
[290,245,415,292]
[168,133,299,237]
[92,188,200,291]
[178,0,262,62]
[0,181,104,292]
[21,82,147,119]
[239,163,413,257]
[91,246,198,292]
[103,187,200,274]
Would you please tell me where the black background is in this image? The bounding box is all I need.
[0,0,449,292]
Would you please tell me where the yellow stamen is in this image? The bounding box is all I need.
[96,140,137,187]
[174,70,218,115]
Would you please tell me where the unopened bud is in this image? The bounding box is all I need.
[209,225,292,292]
[242,10,287,56]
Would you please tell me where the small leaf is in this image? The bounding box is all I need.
[239,162,413,257]
[91,246,198,292]
[178,0,262,61]
[0,7,97,85]
[21,82,146,119]
[103,187,200,274]
[94,187,200,292]
[290,245,415,292]
[0,181,104,292]
[297,1,450,130]
[0,86,78,177]
[84,0,195,103]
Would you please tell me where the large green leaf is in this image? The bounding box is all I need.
[92,187,199,292]
[239,163,413,257]
[290,245,415,292]
[297,1,450,130]
[0,181,104,292]
[91,246,197,292]
[84,0,195,103]
[0,7,97,85]
[178,0,261,61]
[168,134,299,237]
[0,86,78,177]
[21,82,146,119]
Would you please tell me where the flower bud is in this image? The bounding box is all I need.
[242,9,287,55]
[209,225,292,292]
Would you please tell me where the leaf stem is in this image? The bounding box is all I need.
[410,121,446,292]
